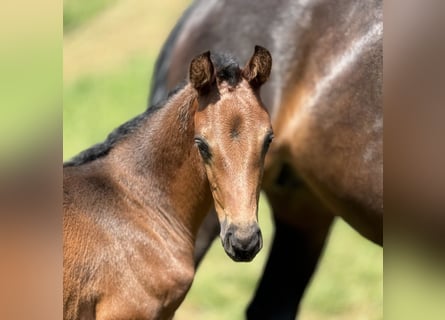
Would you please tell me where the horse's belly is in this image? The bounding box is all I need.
[271,89,382,244]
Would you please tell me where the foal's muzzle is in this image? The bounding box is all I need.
[222,224,263,262]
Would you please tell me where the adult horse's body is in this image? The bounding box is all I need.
[63,47,273,319]
[149,0,382,318]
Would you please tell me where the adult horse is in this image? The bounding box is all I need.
[64,47,273,319]
[149,0,382,318]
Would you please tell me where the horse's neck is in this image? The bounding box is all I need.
[108,85,213,244]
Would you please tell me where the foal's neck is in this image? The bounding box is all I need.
[108,84,212,245]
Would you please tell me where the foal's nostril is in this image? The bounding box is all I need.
[224,230,233,248]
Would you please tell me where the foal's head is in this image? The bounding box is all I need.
[190,46,273,262]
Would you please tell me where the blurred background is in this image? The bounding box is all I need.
[63,0,382,319]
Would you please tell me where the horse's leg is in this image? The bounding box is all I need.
[194,208,219,267]
[247,165,333,320]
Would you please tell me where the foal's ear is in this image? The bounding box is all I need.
[189,51,215,94]
[242,45,272,88]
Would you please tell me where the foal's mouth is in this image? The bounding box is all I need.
[222,225,263,262]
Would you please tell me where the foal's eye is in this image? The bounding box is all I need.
[194,137,212,162]
[262,132,274,154]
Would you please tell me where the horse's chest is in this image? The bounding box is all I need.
[66,227,194,319]
[93,257,194,320]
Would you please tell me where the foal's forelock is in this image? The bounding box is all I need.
[213,57,242,87]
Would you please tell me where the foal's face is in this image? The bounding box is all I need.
[194,81,272,261]
[190,46,272,261]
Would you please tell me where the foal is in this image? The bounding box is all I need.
[63,46,273,320]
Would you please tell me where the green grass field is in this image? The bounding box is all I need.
[63,1,382,319]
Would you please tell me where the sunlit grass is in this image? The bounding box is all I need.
[385,239,445,320]
[64,0,118,32]
[300,222,382,320]
[63,55,154,160]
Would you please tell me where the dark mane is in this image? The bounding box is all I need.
[211,53,241,87]
[64,83,186,167]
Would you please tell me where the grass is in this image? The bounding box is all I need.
[63,1,383,319]
[300,222,382,320]
[385,241,445,320]
[64,0,118,32]
[63,55,154,160]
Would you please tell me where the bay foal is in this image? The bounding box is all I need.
[63,46,273,320]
